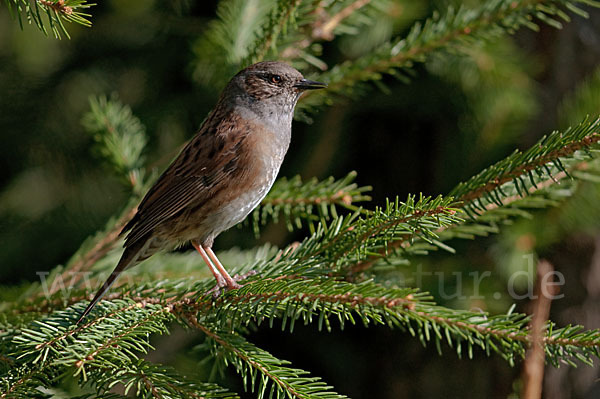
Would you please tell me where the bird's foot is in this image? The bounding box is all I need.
[207,270,257,298]
[233,270,258,281]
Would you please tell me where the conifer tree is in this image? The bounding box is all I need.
[3,0,600,398]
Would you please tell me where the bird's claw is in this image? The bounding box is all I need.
[207,270,258,298]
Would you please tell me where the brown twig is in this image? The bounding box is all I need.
[280,0,373,64]
[521,260,558,399]
[313,0,372,41]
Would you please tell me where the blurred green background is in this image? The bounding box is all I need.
[2,1,600,397]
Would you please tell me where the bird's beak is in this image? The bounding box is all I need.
[294,79,327,90]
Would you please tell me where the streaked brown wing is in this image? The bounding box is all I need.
[122,111,247,247]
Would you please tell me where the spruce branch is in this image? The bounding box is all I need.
[6,274,600,396]
[452,134,600,205]
[345,167,574,276]
[4,317,233,398]
[11,301,173,369]
[312,0,373,41]
[298,0,599,112]
[322,195,459,263]
[82,95,148,189]
[193,278,420,334]
[446,117,600,232]
[3,301,176,398]
[184,317,347,399]
[200,278,600,366]
[251,171,371,234]
[192,0,276,88]
[4,0,94,39]
[279,0,376,63]
[67,279,598,369]
[84,360,236,399]
[288,195,460,278]
[244,0,304,65]
[79,278,600,366]
[345,117,600,276]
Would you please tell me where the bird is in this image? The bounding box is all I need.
[76,61,326,324]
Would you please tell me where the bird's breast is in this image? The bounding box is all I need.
[222,124,288,213]
[193,122,290,241]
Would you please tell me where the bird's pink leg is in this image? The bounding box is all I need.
[192,240,226,288]
[205,247,241,289]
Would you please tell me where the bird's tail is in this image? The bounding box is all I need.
[76,240,147,325]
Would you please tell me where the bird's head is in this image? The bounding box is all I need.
[227,61,326,114]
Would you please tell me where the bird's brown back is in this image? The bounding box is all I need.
[121,101,279,249]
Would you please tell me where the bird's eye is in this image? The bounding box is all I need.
[270,75,282,84]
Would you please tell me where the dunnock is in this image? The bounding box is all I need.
[77,61,326,323]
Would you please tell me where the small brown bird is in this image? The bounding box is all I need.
[77,61,326,323]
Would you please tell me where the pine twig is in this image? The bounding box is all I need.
[180,313,347,399]
[456,134,600,204]
[345,119,600,277]
[246,0,303,64]
[5,0,94,39]
[299,0,596,109]
[521,260,558,399]
[345,163,586,276]
[183,317,307,398]
[280,0,373,62]
[314,0,372,41]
